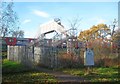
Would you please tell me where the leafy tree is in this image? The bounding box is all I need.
[78,23,111,55]
[78,23,110,41]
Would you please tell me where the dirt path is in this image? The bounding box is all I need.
[35,66,89,83]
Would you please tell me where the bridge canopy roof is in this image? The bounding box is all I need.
[36,20,68,38]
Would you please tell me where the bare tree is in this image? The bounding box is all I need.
[0,2,24,38]
[11,29,24,38]
[67,16,82,36]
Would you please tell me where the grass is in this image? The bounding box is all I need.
[2,59,119,83]
[2,59,57,83]
[3,71,57,83]
[2,59,30,73]
[60,66,119,82]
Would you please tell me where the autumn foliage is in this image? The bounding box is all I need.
[78,23,119,67]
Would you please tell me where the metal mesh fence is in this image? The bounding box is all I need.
[7,44,82,68]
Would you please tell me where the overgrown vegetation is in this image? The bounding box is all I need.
[60,66,119,82]
[2,59,57,83]
[2,59,30,73]
[3,72,57,83]
[57,49,119,68]
[2,59,119,83]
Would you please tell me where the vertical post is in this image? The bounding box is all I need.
[87,66,90,74]
[32,45,34,60]
[111,41,113,53]
[7,45,10,60]
[0,37,2,83]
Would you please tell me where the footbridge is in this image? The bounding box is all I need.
[31,18,77,47]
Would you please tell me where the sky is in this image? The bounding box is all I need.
[11,2,118,38]
[2,0,120,2]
